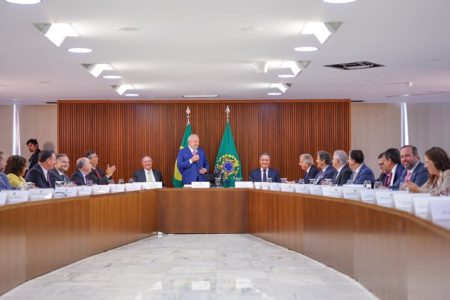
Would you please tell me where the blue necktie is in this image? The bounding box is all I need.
[263,169,267,182]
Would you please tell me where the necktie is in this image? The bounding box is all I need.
[405,170,412,182]
[384,173,392,187]
[146,170,155,182]
[46,172,50,186]
[263,169,267,182]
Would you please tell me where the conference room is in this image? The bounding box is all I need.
[1,0,450,299]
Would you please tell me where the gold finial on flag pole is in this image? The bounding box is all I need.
[186,106,191,124]
[225,105,230,121]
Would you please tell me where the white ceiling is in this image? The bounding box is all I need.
[0,0,449,104]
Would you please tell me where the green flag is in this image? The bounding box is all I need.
[214,121,242,188]
[173,122,192,187]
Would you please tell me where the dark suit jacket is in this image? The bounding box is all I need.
[313,165,337,184]
[70,169,87,186]
[390,164,405,189]
[48,168,70,188]
[352,163,375,185]
[88,167,109,185]
[133,168,164,185]
[249,168,281,182]
[399,161,429,187]
[28,149,40,170]
[25,164,51,188]
[303,165,319,183]
[177,147,209,184]
[376,172,386,183]
[333,165,353,186]
[0,172,12,190]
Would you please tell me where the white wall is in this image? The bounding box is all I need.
[0,105,13,158]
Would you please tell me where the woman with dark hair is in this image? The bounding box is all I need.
[407,147,450,196]
[5,155,27,189]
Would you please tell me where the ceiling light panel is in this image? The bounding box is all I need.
[6,0,41,4]
[270,83,289,94]
[301,22,332,44]
[44,23,79,47]
[115,84,134,95]
[88,64,113,77]
[294,46,319,52]
[67,47,92,53]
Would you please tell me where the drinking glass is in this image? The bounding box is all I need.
[108,179,115,184]
[86,179,93,186]
[373,181,382,190]
[235,177,242,182]
[280,178,288,184]
[128,178,134,183]
[363,180,372,189]
[323,178,333,186]
[215,177,221,187]
[346,179,354,185]
[118,179,125,184]
[309,179,315,184]
[267,177,273,183]
[298,179,305,184]
[55,181,64,188]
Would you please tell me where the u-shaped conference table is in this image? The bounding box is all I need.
[1,188,449,299]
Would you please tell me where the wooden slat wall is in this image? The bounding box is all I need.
[58,100,350,186]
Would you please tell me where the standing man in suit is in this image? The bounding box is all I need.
[299,153,319,183]
[49,153,70,187]
[85,151,116,185]
[313,151,337,184]
[26,138,41,170]
[348,150,375,185]
[382,148,405,189]
[25,150,56,188]
[332,150,353,185]
[133,156,164,184]
[70,158,92,186]
[399,145,429,187]
[177,134,209,185]
[249,153,281,182]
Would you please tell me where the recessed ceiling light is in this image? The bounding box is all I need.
[270,83,289,94]
[324,0,356,3]
[124,93,139,97]
[67,47,92,54]
[103,75,122,79]
[6,0,41,4]
[278,61,302,78]
[43,23,79,47]
[183,95,219,98]
[302,22,332,44]
[88,64,113,77]
[294,46,319,52]
[115,84,134,95]
[267,92,282,96]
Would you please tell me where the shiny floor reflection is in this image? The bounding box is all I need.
[1,234,377,300]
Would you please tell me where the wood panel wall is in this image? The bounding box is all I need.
[58,100,350,186]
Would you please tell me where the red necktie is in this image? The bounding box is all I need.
[384,173,392,187]
[405,170,412,182]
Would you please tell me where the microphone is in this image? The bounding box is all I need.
[249,176,255,182]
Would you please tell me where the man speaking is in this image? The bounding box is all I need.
[177,134,209,185]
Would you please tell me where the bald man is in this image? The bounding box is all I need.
[133,156,163,184]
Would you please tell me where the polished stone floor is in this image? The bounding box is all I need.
[1,234,376,300]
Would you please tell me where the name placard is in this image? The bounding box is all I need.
[253,182,262,189]
[294,184,310,194]
[142,182,163,189]
[191,181,210,189]
[280,183,295,193]
[429,197,450,229]
[322,186,343,198]
[126,182,142,191]
[360,189,376,204]
[0,191,7,206]
[375,191,394,207]
[109,184,126,193]
[269,183,281,191]
[54,187,78,198]
[342,185,363,201]
[92,185,110,194]
[260,182,269,190]
[235,181,254,188]
[77,186,93,196]
[309,185,323,195]
[6,190,30,204]
[413,195,432,219]
[29,188,54,201]
[392,193,414,213]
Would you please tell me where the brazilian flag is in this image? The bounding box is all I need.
[214,120,242,188]
[173,122,192,187]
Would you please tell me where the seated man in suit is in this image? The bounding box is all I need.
[0,151,12,190]
[348,150,375,185]
[133,156,163,184]
[49,153,70,187]
[399,145,429,187]
[332,150,353,185]
[25,150,56,188]
[298,153,318,184]
[375,152,387,183]
[249,153,281,182]
[313,151,337,184]
[382,148,405,189]
[177,134,209,185]
[85,151,116,185]
[70,158,93,186]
